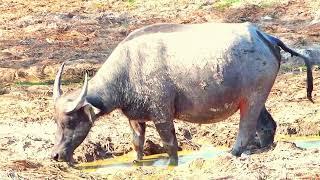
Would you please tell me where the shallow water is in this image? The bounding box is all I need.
[77,146,226,174]
[78,136,320,174]
[294,140,320,149]
[276,135,320,149]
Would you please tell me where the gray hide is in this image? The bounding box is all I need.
[51,22,313,165]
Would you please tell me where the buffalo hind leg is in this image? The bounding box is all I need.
[129,120,146,162]
[149,86,178,165]
[154,121,178,166]
[231,99,265,156]
[256,106,277,148]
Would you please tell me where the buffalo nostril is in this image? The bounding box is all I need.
[52,153,59,161]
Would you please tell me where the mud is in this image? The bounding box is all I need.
[77,137,320,177]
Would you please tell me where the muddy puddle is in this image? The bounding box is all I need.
[276,135,320,149]
[77,136,320,175]
[77,146,226,174]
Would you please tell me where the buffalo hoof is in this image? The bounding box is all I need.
[132,160,143,166]
[230,148,244,157]
[168,157,178,166]
[256,106,277,148]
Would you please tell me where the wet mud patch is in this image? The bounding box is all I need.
[276,135,320,149]
[75,140,114,163]
[74,138,183,163]
[277,121,320,136]
[7,160,43,171]
[143,140,166,156]
[76,138,320,178]
[77,146,226,174]
[222,5,263,23]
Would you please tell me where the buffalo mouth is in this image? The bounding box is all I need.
[51,148,75,164]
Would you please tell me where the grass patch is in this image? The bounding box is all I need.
[214,0,241,10]
[89,0,137,12]
[14,79,81,86]
[255,0,282,8]
[15,81,52,86]
[125,0,137,9]
[280,64,307,73]
[213,0,282,10]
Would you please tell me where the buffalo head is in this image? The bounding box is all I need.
[51,63,100,163]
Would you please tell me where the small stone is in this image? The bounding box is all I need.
[261,16,273,21]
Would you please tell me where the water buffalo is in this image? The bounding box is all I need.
[51,22,313,165]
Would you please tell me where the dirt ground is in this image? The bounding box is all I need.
[0,0,320,179]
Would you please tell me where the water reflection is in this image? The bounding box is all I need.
[294,140,320,149]
[276,135,320,149]
[77,146,226,173]
[77,136,320,174]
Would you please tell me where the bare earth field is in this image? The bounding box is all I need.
[0,0,320,179]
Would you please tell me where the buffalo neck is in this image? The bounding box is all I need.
[86,47,128,116]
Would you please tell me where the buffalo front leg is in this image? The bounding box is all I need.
[256,106,277,147]
[154,121,178,166]
[129,120,146,162]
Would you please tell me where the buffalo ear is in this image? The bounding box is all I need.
[83,100,101,123]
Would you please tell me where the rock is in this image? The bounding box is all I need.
[261,15,273,21]
[272,141,302,153]
[311,11,320,24]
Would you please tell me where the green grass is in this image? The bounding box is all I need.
[14,79,81,86]
[213,0,281,10]
[15,81,52,86]
[280,64,308,73]
[214,0,241,10]
[125,0,137,9]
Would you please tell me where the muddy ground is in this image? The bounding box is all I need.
[0,0,320,179]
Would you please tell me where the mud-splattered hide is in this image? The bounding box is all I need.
[51,64,100,162]
[51,22,313,165]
